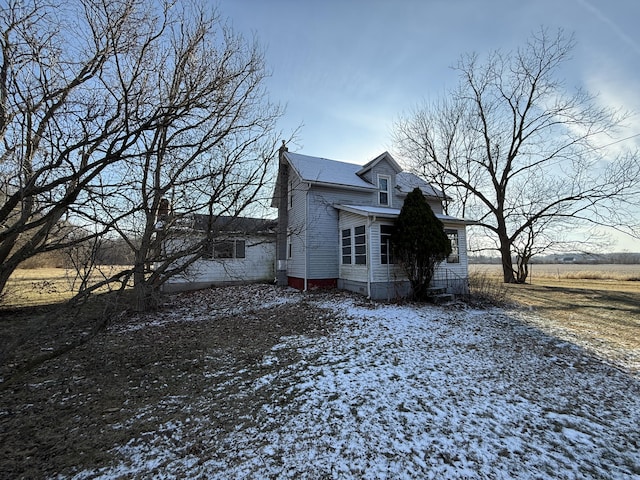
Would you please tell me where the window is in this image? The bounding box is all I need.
[378,175,391,206]
[354,225,366,265]
[341,228,352,264]
[287,236,292,259]
[288,180,293,209]
[446,230,460,263]
[341,225,367,265]
[380,225,395,264]
[213,240,233,259]
[235,240,246,259]
[205,239,246,259]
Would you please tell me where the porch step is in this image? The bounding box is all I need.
[431,293,455,304]
[425,287,454,304]
[426,287,446,296]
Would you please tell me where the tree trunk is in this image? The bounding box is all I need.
[499,242,516,283]
[516,255,530,283]
[0,267,13,301]
[133,249,154,313]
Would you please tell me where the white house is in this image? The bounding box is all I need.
[273,146,470,300]
[161,216,276,292]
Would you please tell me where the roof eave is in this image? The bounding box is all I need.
[436,215,474,225]
[308,180,377,191]
[396,190,445,201]
[335,205,400,219]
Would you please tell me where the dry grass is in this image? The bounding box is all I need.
[1,266,130,308]
[472,263,640,282]
[467,271,509,305]
[470,264,640,359]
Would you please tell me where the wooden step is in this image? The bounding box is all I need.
[431,293,455,304]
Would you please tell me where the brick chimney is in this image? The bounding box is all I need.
[276,141,289,286]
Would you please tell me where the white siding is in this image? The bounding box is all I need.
[356,158,406,209]
[433,225,469,293]
[286,174,309,279]
[370,222,406,283]
[306,191,339,279]
[428,199,443,215]
[163,235,275,291]
[304,186,373,280]
[285,159,468,294]
[338,211,369,283]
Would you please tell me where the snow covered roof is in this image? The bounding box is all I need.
[337,205,400,218]
[356,151,402,176]
[282,151,446,199]
[396,172,445,198]
[337,204,469,224]
[284,152,376,190]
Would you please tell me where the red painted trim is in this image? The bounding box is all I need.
[287,277,337,291]
[287,276,305,290]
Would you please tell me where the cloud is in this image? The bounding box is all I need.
[575,0,640,57]
[583,67,640,153]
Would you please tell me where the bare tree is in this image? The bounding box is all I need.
[80,2,285,311]
[0,0,157,294]
[393,28,640,283]
[0,0,286,309]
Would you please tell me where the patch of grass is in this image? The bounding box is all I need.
[470,264,640,368]
[560,270,640,281]
[2,266,130,309]
[467,271,509,306]
[504,282,640,362]
[471,263,640,283]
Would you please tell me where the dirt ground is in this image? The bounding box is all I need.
[0,286,340,478]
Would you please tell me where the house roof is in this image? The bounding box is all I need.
[284,151,376,190]
[396,172,445,198]
[192,214,277,234]
[283,151,444,200]
[336,204,470,224]
[356,151,402,176]
[337,205,401,219]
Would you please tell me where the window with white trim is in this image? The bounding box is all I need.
[341,226,367,265]
[354,225,367,264]
[446,229,460,263]
[341,228,352,264]
[204,239,246,259]
[378,175,391,206]
[380,225,395,264]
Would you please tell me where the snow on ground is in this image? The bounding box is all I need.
[76,288,640,479]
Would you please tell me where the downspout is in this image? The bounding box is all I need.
[304,187,309,291]
[386,230,391,301]
[367,215,374,299]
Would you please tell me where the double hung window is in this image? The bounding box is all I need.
[380,225,394,264]
[446,230,460,263]
[354,226,366,264]
[341,226,367,265]
[378,175,391,206]
[341,228,352,264]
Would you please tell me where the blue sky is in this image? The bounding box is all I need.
[218,0,640,250]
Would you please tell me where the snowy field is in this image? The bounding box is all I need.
[74,286,640,479]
